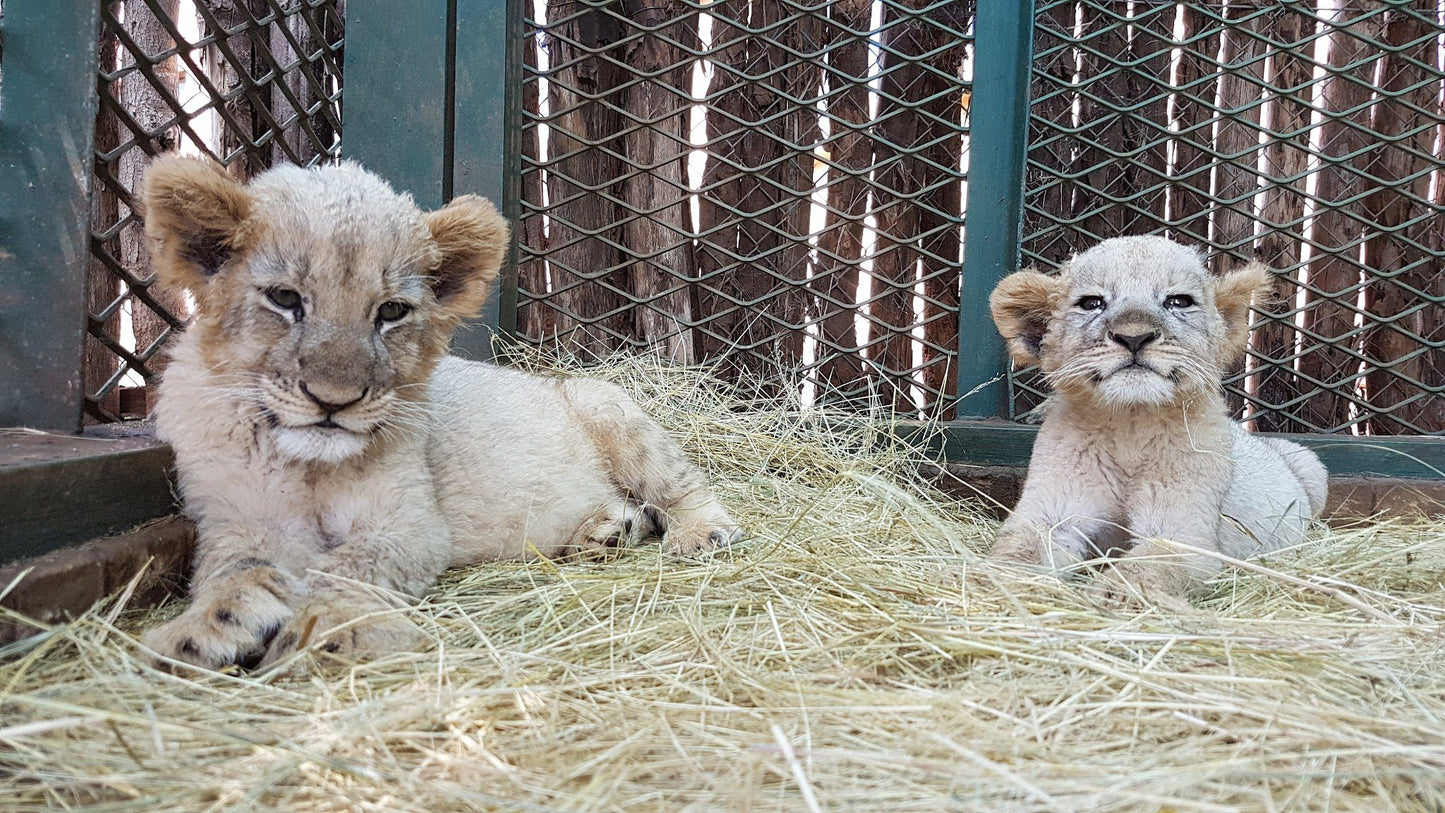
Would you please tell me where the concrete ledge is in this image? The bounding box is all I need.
[0,424,178,562]
[0,516,194,644]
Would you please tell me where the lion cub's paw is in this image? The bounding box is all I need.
[566,500,656,560]
[1097,560,1193,613]
[143,587,293,672]
[256,599,422,672]
[988,532,1044,566]
[663,506,744,556]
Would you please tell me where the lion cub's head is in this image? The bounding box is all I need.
[142,156,509,463]
[990,236,1272,408]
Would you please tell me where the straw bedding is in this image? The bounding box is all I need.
[2,356,1443,812]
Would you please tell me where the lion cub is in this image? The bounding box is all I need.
[140,156,740,670]
[988,236,1326,601]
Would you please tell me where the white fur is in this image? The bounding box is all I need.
[140,158,739,670]
[989,236,1328,601]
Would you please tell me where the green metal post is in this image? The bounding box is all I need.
[342,1,452,209]
[345,0,514,361]
[0,1,104,431]
[450,0,523,359]
[955,0,1035,419]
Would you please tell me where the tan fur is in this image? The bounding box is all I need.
[139,156,740,671]
[988,236,1327,602]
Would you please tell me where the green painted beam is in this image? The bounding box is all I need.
[908,420,1445,480]
[954,0,1035,420]
[342,0,452,210]
[0,1,103,431]
[450,0,523,360]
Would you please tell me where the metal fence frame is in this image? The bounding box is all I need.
[2,0,1442,495]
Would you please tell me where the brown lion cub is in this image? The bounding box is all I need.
[140,156,740,670]
[988,236,1326,602]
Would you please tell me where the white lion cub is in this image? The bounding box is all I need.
[140,156,740,670]
[988,236,1327,601]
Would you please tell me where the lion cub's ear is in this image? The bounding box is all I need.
[1213,261,1273,361]
[990,269,1066,365]
[141,155,253,294]
[424,195,511,320]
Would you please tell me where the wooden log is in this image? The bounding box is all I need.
[1249,8,1314,433]
[1023,1,1085,264]
[1298,1,1378,433]
[200,0,271,177]
[85,3,125,423]
[809,0,873,405]
[869,0,967,415]
[538,0,631,358]
[1357,4,1443,434]
[692,0,817,386]
[516,14,556,344]
[118,0,187,407]
[1170,4,1221,245]
[618,0,698,362]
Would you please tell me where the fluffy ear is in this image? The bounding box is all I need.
[1213,261,1273,360]
[424,195,511,319]
[990,269,1066,365]
[141,155,252,293]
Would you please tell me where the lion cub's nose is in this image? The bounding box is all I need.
[300,380,367,414]
[1109,330,1160,355]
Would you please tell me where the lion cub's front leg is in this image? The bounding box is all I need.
[256,504,448,668]
[143,553,297,670]
[256,579,421,670]
[1101,480,1228,604]
[992,432,1125,570]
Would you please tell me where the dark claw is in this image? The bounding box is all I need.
[258,621,284,647]
[235,646,267,671]
[712,527,745,548]
[643,505,665,536]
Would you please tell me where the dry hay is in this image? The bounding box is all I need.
[2,354,1444,812]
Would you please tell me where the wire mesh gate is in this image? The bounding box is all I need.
[84,0,343,422]
[1019,0,1445,437]
[515,0,1443,435]
[516,0,972,416]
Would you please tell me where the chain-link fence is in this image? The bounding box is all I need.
[85,0,343,422]
[1019,0,1444,436]
[516,0,972,417]
[41,0,1445,440]
[517,0,1443,435]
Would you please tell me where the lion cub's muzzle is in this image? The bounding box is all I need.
[1102,311,1168,369]
[264,376,399,464]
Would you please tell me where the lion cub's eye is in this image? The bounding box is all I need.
[376,301,412,323]
[265,287,303,314]
[1164,294,1196,309]
[1075,295,1106,312]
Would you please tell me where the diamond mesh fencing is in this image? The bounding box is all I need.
[517,0,973,417]
[86,0,343,422]
[1019,0,1445,436]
